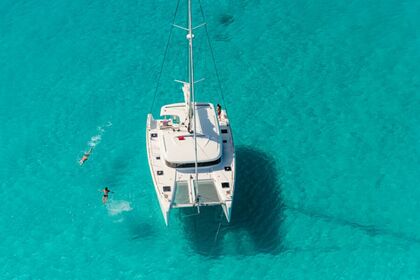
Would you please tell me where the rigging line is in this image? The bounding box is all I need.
[195,139,231,182]
[149,0,181,112]
[213,209,225,244]
[197,0,229,113]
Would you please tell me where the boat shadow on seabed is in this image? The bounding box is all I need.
[180,146,285,257]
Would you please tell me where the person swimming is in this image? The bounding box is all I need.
[79,148,93,166]
[102,187,113,204]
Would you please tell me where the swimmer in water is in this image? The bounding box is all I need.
[102,187,113,204]
[79,148,93,166]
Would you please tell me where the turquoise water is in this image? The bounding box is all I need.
[0,0,419,279]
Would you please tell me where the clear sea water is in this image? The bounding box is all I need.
[0,0,419,279]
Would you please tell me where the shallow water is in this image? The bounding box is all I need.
[0,0,419,279]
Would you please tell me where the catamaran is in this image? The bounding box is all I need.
[146,0,235,225]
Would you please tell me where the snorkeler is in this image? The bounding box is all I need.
[79,147,93,166]
[102,187,114,204]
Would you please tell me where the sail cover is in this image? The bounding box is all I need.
[182,82,190,107]
[182,82,193,123]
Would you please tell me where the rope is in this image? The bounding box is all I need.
[213,209,224,243]
[149,0,181,112]
[198,0,229,113]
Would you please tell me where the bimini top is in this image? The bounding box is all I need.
[159,103,221,165]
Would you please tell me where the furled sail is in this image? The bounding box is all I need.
[182,82,190,106]
[182,82,193,129]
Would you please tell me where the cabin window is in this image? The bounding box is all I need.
[165,157,221,168]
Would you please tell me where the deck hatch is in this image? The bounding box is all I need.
[222,182,230,188]
[157,170,164,175]
[151,133,158,138]
[224,166,231,171]
[163,186,171,192]
[221,129,228,134]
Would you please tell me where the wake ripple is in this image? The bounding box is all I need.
[106,200,133,216]
[88,122,112,148]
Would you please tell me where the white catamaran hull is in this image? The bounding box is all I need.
[146,108,235,225]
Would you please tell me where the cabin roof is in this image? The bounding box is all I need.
[159,103,221,164]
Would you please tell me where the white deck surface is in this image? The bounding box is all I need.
[160,103,221,164]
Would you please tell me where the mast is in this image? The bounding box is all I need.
[186,0,195,134]
[187,0,200,208]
